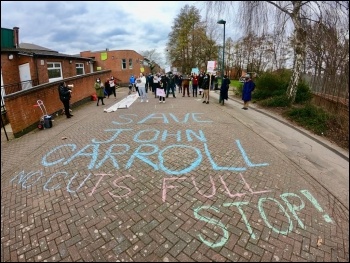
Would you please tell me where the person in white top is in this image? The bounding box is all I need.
[136,73,148,102]
[109,76,116,98]
[152,73,160,98]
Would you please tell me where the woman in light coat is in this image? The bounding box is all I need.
[136,73,148,102]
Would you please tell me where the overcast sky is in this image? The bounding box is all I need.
[1,1,239,66]
[1,1,191,54]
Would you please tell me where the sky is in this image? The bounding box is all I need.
[1,1,239,66]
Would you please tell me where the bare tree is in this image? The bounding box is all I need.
[139,49,163,73]
[204,1,348,104]
[304,8,349,107]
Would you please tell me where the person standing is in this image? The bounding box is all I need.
[145,73,149,93]
[158,74,168,103]
[104,78,111,98]
[153,73,160,98]
[182,74,190,97]
[129,75,136,92]
[210,74,216,90]
[109,76,117,98]
[147,73,153,93]
[137,73,148,102]
[192,74,199,97]
[94,78,105,106]
[198,72,204,96]
[242,74,255,110]
[202,73,210,104]
[219,75,230,105]
[166,72,176,98]
[58,81,73,118]
[177,74,183,94]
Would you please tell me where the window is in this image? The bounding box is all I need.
[76,63,85,75]
[129,59,133,69]
[47,62,62,82]
[122,59,126,69]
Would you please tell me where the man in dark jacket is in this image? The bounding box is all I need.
[58,81,73,118]
[198,72,204,96]
[146,73,153,93]
[219,75,230,105]
[202,73,210,104]
[166,73,176,98]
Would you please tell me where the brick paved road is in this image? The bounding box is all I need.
[1,88,349,262]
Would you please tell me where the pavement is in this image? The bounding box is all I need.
[1,87,349,262]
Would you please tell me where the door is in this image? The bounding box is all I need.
[90,63,93,73]
[19,63,32,90]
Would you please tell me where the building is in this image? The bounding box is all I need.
[1,26,161,138]
[1,27,93,98]
[79,49,160,85]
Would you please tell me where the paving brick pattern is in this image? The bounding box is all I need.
[1,88,349,262]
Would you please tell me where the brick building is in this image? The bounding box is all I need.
[1,27,92,96]
[1,26,163,137]
[79,49,160,85]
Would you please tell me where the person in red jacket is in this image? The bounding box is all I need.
[192,74,199,97]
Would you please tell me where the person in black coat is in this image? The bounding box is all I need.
[202,73,210,104]
[159,74,168,102]
[104,78,111,98]
[198,72,204,96]
[219,75,230,105]
[58,81,73,118]
[166,73,176,98]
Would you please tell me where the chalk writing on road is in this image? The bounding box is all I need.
[194,189,333,248]
[9,112,333,249]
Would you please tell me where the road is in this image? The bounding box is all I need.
[1,88,349,262]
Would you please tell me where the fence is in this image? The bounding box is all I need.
[301,73,349,111]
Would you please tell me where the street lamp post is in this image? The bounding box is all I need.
[217,19,226,81]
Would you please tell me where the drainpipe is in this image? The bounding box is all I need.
[13,27,19,48]
[33,53,39,85]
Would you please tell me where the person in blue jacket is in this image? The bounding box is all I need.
[129,75,136,92]
[242,74,255,110]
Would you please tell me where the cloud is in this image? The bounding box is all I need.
[1,1,241,65]
[1,1,189,55]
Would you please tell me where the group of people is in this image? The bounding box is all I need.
[58,72,255,119]
[127,71,219,104]
[93,76,120,106]
[95,72,254,108]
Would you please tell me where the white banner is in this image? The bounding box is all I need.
[207,61,217,73]
[165,66,171,73]
[104,93,139,112]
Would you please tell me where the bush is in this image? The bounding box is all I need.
[254,70,292,100]
[260,94,291,107]
[284,104,329,135]
[295,81,312,104]
[235,82,243,95]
